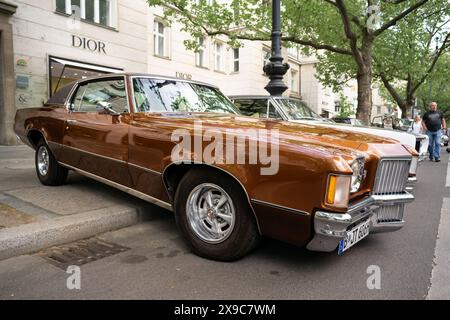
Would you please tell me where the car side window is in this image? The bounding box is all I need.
[71,79,128,114]
[234,99,269,119]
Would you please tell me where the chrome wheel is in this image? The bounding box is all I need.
[37,146,50,176]
[186,183,236,244]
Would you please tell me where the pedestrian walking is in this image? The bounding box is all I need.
[409,115,424,152]
[422,102,447,162]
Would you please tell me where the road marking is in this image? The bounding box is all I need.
[427,197,450,299]
[447,157,450,187]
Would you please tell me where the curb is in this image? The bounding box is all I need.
[0,205,145,261]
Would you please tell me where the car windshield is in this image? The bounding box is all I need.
[133,78,239,114]
[398,119,413,127]
[275,98,323,121]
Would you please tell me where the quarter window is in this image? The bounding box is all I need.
[71,79,128,114]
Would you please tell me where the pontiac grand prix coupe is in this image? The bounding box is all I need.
[15,74,415,261]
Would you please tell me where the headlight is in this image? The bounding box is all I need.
[326,175,351,208]
[350,158,365,193]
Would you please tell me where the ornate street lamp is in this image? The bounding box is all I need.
[428,36,440,103]
[263,0,290,96]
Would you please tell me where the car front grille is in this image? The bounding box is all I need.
[375,203,404,223]
[373,158,411,195]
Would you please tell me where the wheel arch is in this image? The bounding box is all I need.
[27,129,48,150]
[162,162,262,234]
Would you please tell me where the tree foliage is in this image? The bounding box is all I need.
[147,0,437,123]
[337,93,356,118]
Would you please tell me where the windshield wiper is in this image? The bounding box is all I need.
[296,117,319,120]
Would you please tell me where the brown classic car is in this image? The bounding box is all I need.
[14,73,415,261]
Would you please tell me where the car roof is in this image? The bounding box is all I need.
[77,73,219,89]
[46,73,220,105]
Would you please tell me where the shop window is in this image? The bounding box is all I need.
[49,56,122,96]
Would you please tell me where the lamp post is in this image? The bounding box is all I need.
[263,0,290,96]
[428,36,440,104]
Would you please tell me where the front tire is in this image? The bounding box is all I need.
[174,167,260,261]
[35,141,68,186]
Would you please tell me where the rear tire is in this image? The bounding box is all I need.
[174,167,260,261]
[35,140,68,186]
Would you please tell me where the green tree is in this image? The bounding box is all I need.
[147,0,430,124]
[373,4,450,119]
[337,93,356,118]
[416,53,450,118]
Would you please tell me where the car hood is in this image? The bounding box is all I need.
[290,119,416,148]
[139,113,411,158]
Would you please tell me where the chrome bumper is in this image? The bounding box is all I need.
[306,192,414,252]
[406,176,417,192]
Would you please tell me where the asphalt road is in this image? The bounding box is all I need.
[0,153,447,300]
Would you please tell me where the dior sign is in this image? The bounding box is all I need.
[72,35,107,54]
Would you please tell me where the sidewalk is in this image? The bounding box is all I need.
[0,145,169,260]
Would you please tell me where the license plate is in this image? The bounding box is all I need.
[338,220,370,255]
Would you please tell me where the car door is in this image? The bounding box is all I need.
[60,77,133,187]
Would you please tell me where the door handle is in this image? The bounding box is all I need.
[66,119,77,131]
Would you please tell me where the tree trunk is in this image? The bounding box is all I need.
[355,35,373,125]
[356,68,372,125]
[400,98,414,119]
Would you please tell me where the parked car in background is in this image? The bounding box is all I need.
[333,117,365,127]
[15,75,416,261]
[441,130,449,147]
[372,115,413,132]
[230,95,425,189]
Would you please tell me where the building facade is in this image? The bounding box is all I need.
[0,0,389,145]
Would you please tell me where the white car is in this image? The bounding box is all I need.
[230,96,429,190]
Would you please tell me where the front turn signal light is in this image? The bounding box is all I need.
[326,175,351,208]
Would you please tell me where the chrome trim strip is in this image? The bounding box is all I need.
[251,199,309,216]
[128,162,162,176]
[63,145,128,164]
[58,162,173,211]
[49,143,163,176]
